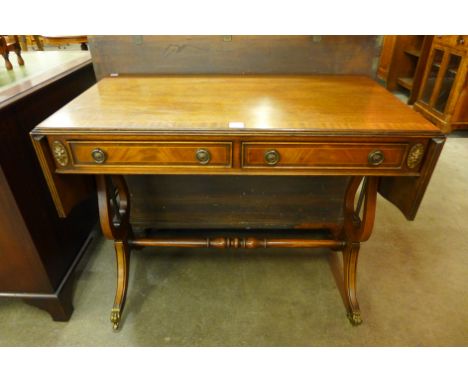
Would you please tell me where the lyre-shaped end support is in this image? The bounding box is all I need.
[97,175,132,331]
[341,177,379,326]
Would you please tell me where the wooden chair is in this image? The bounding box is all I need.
[18,35,44,51]
[0,35,24,70]
[41,35,88,51]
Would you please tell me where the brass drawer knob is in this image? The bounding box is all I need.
[196,148,211,165]
[368,150,384,166]
[264,149,280,166]
[91,148,106,164]
[457,36,465,45]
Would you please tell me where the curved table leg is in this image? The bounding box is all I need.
[340,176,378,325]
[342,242,362,325]
[110,240,130,330]
[96,175,131,330]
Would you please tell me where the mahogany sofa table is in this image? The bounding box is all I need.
[31,75,444,330]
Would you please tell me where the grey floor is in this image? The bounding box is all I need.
[1,132,467,346]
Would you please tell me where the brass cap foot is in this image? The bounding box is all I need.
[347,312,363,326]
[110,308,121,331]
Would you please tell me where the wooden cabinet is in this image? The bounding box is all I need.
[414,36,468,133]
[377,36,434,104]
[0,52,97,321]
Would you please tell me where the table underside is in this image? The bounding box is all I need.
[127,175,348,230]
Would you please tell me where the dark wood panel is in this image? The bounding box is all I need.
[378,137,445,220]
[88,35,382,80]
[0,66,97,288]
[0,58,98,313]
[0,167,50,292]
[127,175,349,230]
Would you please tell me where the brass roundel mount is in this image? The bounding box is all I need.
[367,149,385,166]
[407,143,425,169]
[264,149,280,166]
[196,148,211,165]
[52,141,69,167]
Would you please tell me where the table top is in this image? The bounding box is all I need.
[35,75,441,137]
[0,51,92,108]
[31,74,445,222]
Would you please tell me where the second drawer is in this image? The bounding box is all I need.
[242,142,409,170]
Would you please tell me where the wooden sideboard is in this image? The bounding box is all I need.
[31,75,444,330]
[414,35,468,133]
[377,35,433,104]
[0,51,97,320]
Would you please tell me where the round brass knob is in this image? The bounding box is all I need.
[91,148,106,164]
[368,150,384,166]
[457,36,465,45]
[196,148,211,165]
[264,149,280,166]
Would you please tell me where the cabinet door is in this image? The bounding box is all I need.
[433,53,462,113]
[419,47,464,116]
[420,48,445,106]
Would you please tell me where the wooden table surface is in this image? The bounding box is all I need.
[0,51,91,107]
[36,75,440,136]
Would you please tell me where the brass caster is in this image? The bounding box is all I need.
[347,311,363,326]
[110,308,121,331]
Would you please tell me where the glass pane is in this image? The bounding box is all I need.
[434,54,461,113]
[421,49,444,104]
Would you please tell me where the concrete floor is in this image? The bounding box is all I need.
[0,132,466,346]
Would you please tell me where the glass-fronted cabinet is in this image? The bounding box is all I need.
[414,36,468,134]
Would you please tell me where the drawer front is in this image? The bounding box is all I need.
[67,141,232,168]
[242,142,409,170]
[434,35,467,48]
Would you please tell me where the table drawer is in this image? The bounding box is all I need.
[65,141,232,168]
[242,142,410,170]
